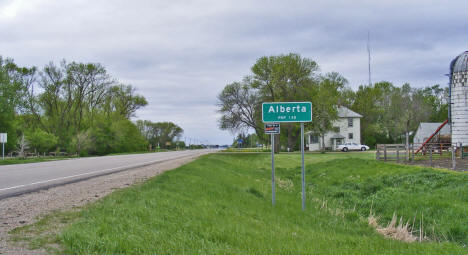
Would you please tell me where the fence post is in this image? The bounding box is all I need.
[452,145,456,170]
[406,143,409,161]
[384,145,387,162]
[376,145,380,160]
[430,146,433,167]
[461,143,464,159]
[411,143,415,162]
[396,145,400,163]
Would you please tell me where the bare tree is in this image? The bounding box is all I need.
[17,134,29,158]
[217,78,264,141]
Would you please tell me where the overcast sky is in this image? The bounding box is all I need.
[1,0,467,145]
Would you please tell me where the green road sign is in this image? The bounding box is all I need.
[262,102,312,122]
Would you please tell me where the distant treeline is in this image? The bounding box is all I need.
[0,57,184,156]
[342,82,447,147]
[218,53,448,149]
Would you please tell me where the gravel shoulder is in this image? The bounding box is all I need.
[0,151,210,255]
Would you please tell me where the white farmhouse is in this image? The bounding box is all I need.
[306,107,362,151]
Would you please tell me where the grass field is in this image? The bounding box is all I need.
[0,156,74,165]
[37,151,468,254]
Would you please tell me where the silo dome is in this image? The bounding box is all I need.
[450,51,468,146]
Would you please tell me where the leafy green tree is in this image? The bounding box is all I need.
[0,57,25,152]
[218,53,350,151]
[0,56,150,156]
[251,53,319,101]
[26,129,58,154]
[111,118,148,153]
[348,82,394,147]
[419,85,448,122]
[68,130,93,156]
[389,84,432,149]
[347,82,439,148]
[175,141,186,150]
[307,72,347,152]
[250,53,319,150]
[105,84,148,119]
[137,121,183,149]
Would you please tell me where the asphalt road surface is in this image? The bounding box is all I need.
[0,149,214,199]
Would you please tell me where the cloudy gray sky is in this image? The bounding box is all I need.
[1,0,467,145]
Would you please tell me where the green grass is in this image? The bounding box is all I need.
[222,147,271,152]
[9,210,80,254]
[52,152,468,254]
[0,156,74,165]
[308,159,468,244]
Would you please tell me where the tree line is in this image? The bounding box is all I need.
[217,53,448,150]
[0,57,184,156]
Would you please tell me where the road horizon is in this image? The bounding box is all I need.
[0,149,215,199]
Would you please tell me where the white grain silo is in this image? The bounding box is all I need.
[450,51,468,146]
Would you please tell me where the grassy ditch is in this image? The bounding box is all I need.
[9,210,81,254]
[308,158,468,244]
[43,152,467,254]
[0,156,74,165]
[222,147,271,152]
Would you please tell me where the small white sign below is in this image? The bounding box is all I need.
[265,123,280,134]
[0,133,6,143]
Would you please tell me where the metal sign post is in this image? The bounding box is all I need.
[271,134,275,206]
[301,123,305,210]
[0,133,7,160]
[262,102,312,210]
[265,123,280,206]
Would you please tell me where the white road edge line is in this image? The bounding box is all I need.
[0,156,187,192]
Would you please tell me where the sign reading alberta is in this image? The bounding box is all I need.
[262,102,312,122]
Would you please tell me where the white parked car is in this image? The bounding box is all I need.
[337,142,370,152]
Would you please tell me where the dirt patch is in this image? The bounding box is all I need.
[0,152,208,255]
[405,158,468,171]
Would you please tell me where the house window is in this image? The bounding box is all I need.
[332,126,340,133]
[348,118,353,127]
[348,133,353,139]
[310,135,319,144]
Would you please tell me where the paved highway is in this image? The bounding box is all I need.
[0,149,214,199]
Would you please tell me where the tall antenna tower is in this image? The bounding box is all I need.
[367,31,372,86]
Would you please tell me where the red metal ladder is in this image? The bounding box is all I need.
[415,119,449,154]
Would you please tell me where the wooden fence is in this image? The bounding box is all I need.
[463,146,468,159]
[376,144,407,162]
[376,143,463,170]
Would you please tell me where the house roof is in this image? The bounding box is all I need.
[337,107,362,118]
[415,123,451,140]
[330,133,345,139]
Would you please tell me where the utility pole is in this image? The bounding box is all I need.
[367,31,372,86]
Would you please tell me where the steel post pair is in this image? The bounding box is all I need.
[271,123,305,210]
